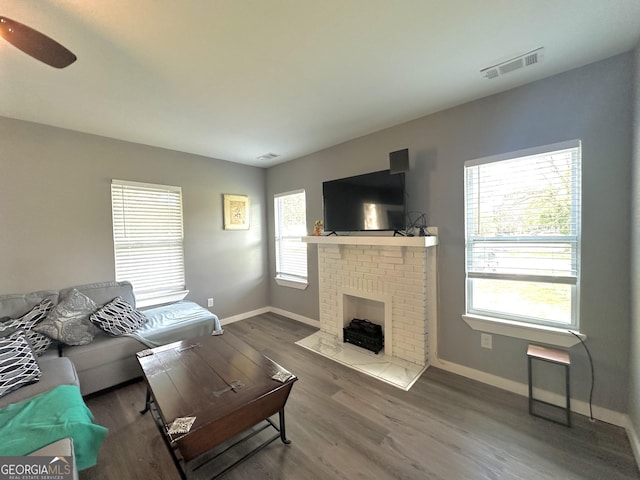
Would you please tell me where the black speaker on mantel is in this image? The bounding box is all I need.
[389,148,409,174]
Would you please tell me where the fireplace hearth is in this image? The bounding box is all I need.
[343,318,384,354]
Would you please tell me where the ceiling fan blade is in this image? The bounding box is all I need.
[0,16,76,68]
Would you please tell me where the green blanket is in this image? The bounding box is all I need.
[0,384,107,470]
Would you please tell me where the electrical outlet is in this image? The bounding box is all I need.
[207,298,214,308]
[481,333,492,349]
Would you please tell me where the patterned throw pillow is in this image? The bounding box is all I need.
[0,330,41,398]
[90,296,148,336]
[0,299,54,355]
[34,289,100,346]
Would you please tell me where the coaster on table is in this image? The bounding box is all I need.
[272,371,295,383]
[167,416,196,435]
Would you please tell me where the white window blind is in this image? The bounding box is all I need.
[274,190,307,282]
[464,140,581,327]
[111,180,185,302]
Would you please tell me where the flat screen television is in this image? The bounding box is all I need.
[322,169,406,233]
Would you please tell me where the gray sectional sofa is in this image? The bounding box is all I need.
[1,280,219,396]
[59,281,219,394]
[0,280,219,468]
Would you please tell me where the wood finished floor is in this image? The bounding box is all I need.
[81,313,639,480]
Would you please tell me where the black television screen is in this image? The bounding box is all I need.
[322,169,406,232]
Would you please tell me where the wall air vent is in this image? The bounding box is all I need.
[481,47,544,80]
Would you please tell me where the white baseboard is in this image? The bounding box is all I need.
[219,306,319,328]
[219,307,271,325]
[268,307,320,327]
[624,416,640,469]
[431,356,628,428]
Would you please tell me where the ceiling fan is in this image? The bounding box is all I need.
[0,16,76,68]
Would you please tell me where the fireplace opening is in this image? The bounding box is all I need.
[343,318,384,354]
[341,292,388,354]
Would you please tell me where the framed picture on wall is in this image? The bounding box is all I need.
[223,194,250,230]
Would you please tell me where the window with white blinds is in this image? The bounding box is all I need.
[464,140,581,328]
[111,180,186,304]
[274,190,308,285]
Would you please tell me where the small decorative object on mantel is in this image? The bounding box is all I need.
[223,194,250,230]
[312,220,323,236]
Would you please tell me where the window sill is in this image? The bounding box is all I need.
[462,314,585,348]
[136,290,190,308]
[275,276,308,290]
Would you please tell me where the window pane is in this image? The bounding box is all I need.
[275,191,307,281]
[278,238,307,277]
[470,278,572,325]
[466,149,579,237]
[464,140,580,327]
[277,193,307,236]
[111,180,185,299]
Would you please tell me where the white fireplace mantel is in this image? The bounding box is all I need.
[302,235,438,247]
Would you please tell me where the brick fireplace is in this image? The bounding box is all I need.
[298,234,437,389]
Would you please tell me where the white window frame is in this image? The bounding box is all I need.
[111,179,188,307]
[462,140,584,347]
[274,189,308,290]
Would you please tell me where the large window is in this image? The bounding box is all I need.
[274,190,308,288]
[464,140,581,328]
[111,180,186,306]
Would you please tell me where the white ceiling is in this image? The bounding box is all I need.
[1,1,639,167]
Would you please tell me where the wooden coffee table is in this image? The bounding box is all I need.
[137,331,297,479]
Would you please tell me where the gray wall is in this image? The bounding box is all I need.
[630,43,640,438]
[267,53,634,413]
[0,117,268,319]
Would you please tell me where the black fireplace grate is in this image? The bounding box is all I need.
[343,318,383,354]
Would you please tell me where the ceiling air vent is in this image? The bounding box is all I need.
[256,152,279,162]
[524,49,541,66]
[481,47,544,80]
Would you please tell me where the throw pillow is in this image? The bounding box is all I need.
[90,296,148,336]
[0,330,41,398]
[0,298,54,355]
[34,289,100,346]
